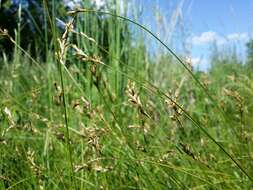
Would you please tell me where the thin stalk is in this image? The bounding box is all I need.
[67,9,229,125]
[43,0,49,59]
[56,18,77,189]
[68,9,253,182]
[71,29,252,181]
[58,59,76,189]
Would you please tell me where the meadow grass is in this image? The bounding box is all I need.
[1,1,253,189]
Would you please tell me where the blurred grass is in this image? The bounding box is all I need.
[1,0,253,189]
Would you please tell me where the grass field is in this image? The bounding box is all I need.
[1,1,253,189]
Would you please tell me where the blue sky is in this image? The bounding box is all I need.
[90,0,252,70]
[189,0,252,70]
[138,0,253,70]
[190,0,252,34]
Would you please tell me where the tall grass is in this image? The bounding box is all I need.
[0,0,253,189]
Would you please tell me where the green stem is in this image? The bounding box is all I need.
[58,60,76,189]
[68,9,253,182]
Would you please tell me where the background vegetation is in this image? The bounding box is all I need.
[1,0,253,189]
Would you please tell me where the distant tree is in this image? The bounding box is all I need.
[246,39,253,68]
[0,0,131,65]
[0,0,81,58]
[0,0,46,57]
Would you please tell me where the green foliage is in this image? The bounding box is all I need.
[246,39,253,70]
[1,51,253,189]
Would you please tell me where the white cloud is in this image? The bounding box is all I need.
[191,31,225,46]
[191,57,202,66]
[63,0,106,9]
[186,56,201,66]
[185,56,210,71]
[92,0,106,8]
[63,0,82,9]
[191,31,248,46]
[92,0,128,14]
[227,33,248,41]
